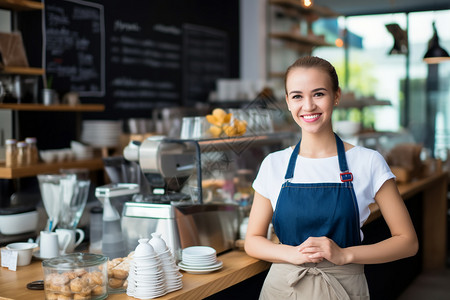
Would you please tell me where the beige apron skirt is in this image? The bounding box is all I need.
[259,261,370,300]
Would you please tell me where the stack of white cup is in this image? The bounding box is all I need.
[149,233,183,293]
[127,239,166,299]
[127,234,183,299]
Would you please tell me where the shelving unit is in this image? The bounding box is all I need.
[0,0,44,76]
[269,0,339,17]
[267,0,339,79]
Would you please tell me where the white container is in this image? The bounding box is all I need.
[334,120,361,137]
[0,210,39,235]
[6,242,38,266]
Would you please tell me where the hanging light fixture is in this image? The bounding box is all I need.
[385,23,408,55]
[423,22,450,64]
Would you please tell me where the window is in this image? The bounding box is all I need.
[313,10,450,158]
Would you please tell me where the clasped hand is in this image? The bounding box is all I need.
[292,236,348,266]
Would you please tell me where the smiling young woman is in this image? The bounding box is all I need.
[244,56,418,299]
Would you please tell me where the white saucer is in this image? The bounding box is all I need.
[182,246,216,257]
[32,250,53,260]
[178,260,223,274]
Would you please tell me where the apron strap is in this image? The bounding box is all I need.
[335,133,353,182]
[284,133,352,182]
[284,140,301,180]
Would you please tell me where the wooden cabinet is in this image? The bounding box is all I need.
[267,0,339,78]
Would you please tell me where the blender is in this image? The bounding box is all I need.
[37,174,90,232]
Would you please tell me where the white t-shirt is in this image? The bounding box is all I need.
[252,146,395,231]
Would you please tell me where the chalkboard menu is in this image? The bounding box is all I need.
[42,0,239,118]
[44,0,105,97]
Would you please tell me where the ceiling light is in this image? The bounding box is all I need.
[301,0,313,8]
[423,22,450,64]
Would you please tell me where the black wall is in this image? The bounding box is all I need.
[19,0,240,119]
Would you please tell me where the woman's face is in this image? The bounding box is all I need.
[285,67,340,135]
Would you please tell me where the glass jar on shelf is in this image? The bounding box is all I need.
[16,141,27,166]
[25,137,39,164]
[5,139,17,167]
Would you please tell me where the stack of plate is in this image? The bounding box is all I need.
[178,246,223,274]
[80,120,121,147]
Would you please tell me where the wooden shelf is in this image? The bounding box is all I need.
[337,98,391,109]
[0,158,104,179]
[0,0,43,11]
[196,131,296,151]
[269,0,340,18]
[269,72,285,78]
[0,66,44,75]
[270,32,332,47]
[0,103,105,112]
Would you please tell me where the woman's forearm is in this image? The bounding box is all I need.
[245,235,292,263]
[344,234,418,265]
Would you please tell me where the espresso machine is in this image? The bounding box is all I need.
[121,136,239,260]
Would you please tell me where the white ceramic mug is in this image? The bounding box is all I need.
[56,228,85,255]
[39,231,60,259]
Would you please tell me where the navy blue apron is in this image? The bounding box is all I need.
[272,134,361,248]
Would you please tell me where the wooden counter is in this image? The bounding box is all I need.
[0,250,271,300]
[366,171,448,270]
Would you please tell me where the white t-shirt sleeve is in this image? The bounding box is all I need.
[252,154,274,200]
[252,149,289,207]
[370,150,396,198]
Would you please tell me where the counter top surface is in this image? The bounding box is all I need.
[0,250,271,300]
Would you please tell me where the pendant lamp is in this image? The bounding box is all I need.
[423,22,450,64]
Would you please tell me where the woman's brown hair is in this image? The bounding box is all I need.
[284,56,339,95]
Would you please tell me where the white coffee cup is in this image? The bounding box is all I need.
[55,228,85,255]
[39,231,60,259]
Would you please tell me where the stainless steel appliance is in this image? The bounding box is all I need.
[122,136,239,259]
[121,202,239,260]
[123,135,202,203]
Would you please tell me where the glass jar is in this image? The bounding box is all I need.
[5,139,17,167]
[42,253,108,300]
[25,137,39,164]
[16,141,27,166]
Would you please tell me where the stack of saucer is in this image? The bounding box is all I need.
[178,246,223,274]
[81,120,121,148]
[149,233,183,293]
[127,239,166,299]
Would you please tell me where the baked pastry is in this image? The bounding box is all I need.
[92,284,106,295]
[69,277,83,293]
[108,277,124,289]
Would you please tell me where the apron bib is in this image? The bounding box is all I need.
[272,133,361,248]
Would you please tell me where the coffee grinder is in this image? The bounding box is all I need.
[94,183,139,258]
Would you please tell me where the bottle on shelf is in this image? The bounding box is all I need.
[16,141,27,166]
[25,137,39,164]
[5,139,18,167]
